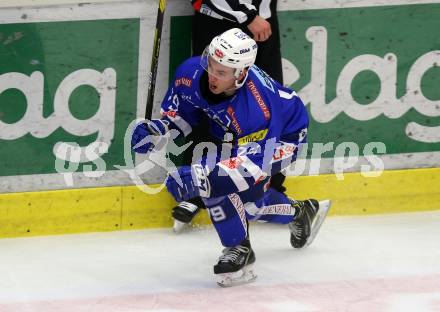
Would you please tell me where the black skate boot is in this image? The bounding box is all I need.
[171,198,203,233]
[214,239,257,287]
[288,199,331,248]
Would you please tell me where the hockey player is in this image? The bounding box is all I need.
[171,0,285,233]
[131,28,331,287]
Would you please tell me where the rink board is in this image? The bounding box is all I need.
[1,0,439,239]
[1,1,440,193]
[0,167,439,238]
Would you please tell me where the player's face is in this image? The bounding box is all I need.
[206,57,237,95]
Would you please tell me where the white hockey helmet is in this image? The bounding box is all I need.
[201,28,258,87]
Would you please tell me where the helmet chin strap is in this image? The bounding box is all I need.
[234,68,249,88]
[220,67,250,95]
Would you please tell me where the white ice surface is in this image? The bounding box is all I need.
[0,211,439,311]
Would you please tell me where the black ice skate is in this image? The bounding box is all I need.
[288,199,331,248]
[172,201,200,233]
[214,242,257,287]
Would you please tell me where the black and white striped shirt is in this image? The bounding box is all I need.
[191,0,272,25]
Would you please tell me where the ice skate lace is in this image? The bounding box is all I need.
[219,246,249,263]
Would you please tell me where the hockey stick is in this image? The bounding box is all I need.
[144,0,167,119]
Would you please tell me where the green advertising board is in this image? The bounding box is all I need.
[0,18,139,177]
[1,1,439,190]
[279,3,440,157]
[170,3,440,160]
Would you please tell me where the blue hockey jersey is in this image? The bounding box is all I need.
[158,56,308,198]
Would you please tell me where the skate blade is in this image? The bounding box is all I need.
[216,265,257,287]
[173,219,190,233]
[306,200,331,247]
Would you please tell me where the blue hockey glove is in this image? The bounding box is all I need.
[131,119,168,153]
[166,166,200,202]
